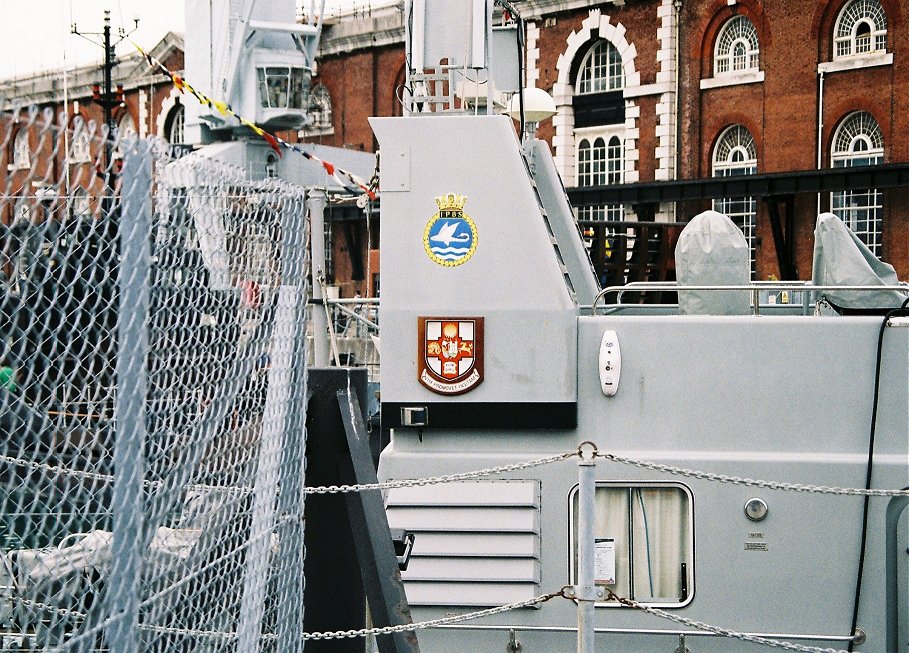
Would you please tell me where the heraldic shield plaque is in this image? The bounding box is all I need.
[417,317,484,395]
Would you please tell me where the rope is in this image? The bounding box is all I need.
[605,589,853,653]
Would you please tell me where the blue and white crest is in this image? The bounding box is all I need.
[424,193,478,267]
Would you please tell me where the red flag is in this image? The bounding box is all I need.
[262,131,283,157]
[322,160,335,176]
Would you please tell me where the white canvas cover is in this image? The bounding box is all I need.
[675,210,750,315]
[812,212,908,309]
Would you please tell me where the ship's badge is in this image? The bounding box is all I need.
[418,317,484,395]
[424,193,478,267]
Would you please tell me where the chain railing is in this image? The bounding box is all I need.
[0,105,902,653]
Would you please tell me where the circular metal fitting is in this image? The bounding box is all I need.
[744,497,769,521]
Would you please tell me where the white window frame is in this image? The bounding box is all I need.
[575,125,625,223]
[833,0,887,59]
[69,118,91,164]
[715,16,760,75]
[569,481,695,608]
[10,129,29,170]
[576,40,624,95]
[830,111,884,257]
[701,16,764,90]
[165,104,185,145]
[72,188,92,218]
[300,83,334,137]
[113,114,136,159]
[712,125,758,277]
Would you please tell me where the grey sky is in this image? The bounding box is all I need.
[0,1,393,82]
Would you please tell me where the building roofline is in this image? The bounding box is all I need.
[0,32,184,106]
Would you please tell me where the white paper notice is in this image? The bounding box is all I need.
[594,538,615,585]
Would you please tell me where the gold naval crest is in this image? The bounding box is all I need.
[424,193,478,267]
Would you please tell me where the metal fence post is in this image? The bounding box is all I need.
[105,138,152,653]
[576,445,597,653]
[308,188,330,366]
[237,193,310,653]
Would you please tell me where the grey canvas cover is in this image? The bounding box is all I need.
[812,212,907,309]
[675,210,751,315]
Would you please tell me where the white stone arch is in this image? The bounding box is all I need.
[553,9,640,186]
[155,87,184,140]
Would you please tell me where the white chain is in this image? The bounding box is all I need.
[302,452,576,494]
[28,592,560,642]
[301,591,562,640]
[0,454,252,496]
[598,452,909,496]
[606,591,851,653]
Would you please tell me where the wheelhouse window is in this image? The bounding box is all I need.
[834,0,887,58]
[713,125,758,277]
[715,16,760,74]
[257,67,310,110]
[571,483,693,606]
[831,111,884,257]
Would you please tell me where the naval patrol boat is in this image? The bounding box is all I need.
[369,2,909,651]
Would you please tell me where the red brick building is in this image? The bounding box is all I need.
[301,0,908,285]
[3,0,907,292]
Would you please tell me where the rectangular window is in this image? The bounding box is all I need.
[571,483,693,606]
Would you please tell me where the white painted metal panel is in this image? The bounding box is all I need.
[388,506,535,532]
[409,532,538,557]
[403,556,539,582]
[386,480,541,605]
[387,481,539,507]
[402,581,540,607]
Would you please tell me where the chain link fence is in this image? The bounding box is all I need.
[0,106,311,652]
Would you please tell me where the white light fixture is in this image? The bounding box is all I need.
[507,87,557,140]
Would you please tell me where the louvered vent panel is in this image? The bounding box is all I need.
[386,480,540,607]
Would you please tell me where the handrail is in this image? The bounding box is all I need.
[589,282,909,315]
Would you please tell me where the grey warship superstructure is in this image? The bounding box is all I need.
[371,2,909,651]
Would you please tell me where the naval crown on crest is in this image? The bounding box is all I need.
[435,193,467,211]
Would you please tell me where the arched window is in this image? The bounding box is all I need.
[715,16,760,74]
[834,0,887,58]
[712,125,758,276]
[164,104,185,144]
[69,117,91,163]
[576,41,623,94]
[831,111,884,256]
[113,113,136,159]
[72,188,91,218]
[12,129,29,169]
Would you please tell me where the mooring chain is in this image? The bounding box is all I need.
[302,451,578,494]
[596,452,909,496]
[603,589,851,653]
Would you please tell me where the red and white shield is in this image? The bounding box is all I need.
[418,317,484,395]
